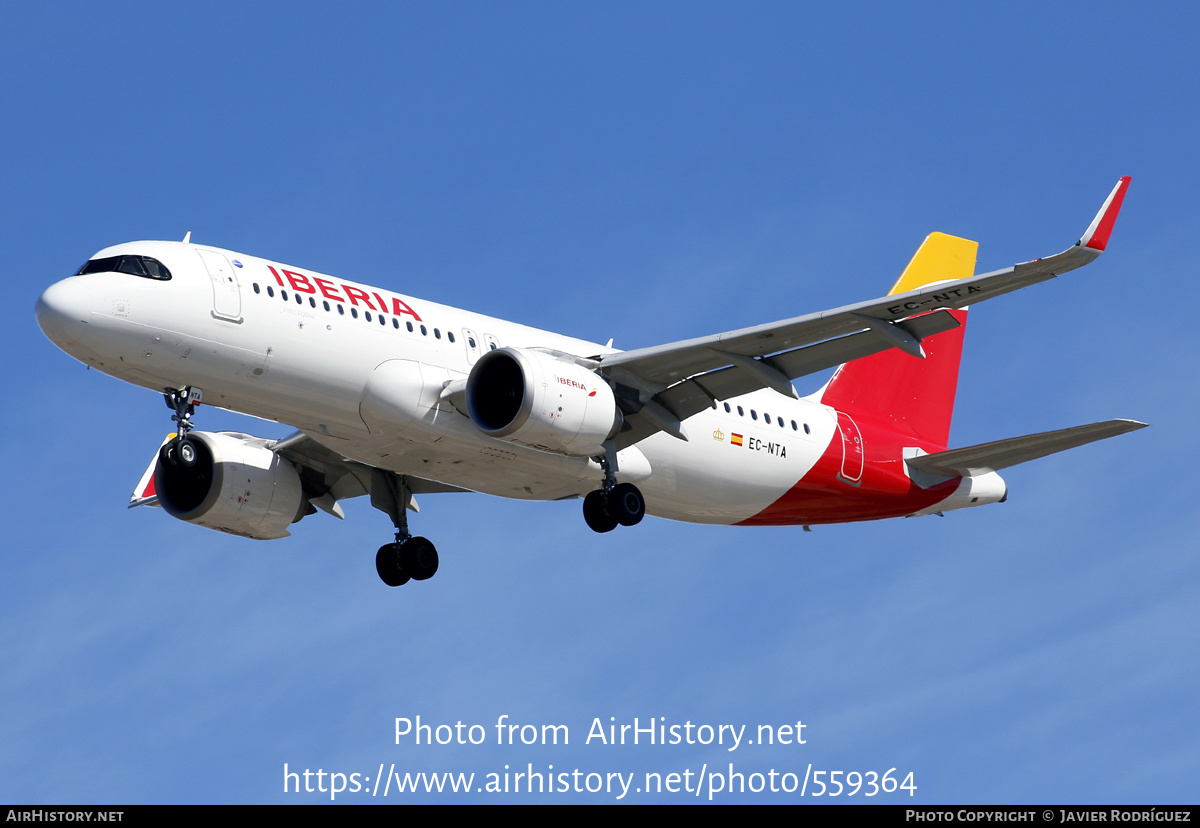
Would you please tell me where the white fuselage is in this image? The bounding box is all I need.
[38,240,840,525]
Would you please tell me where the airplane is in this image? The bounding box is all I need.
[36,178,1144,588]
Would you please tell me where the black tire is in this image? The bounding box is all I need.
[177,438,198,468]
[159,442,179,467]
[375,543,410,587]
[611,482,645,527]
[583,490,618,533]
[400,536,439,581]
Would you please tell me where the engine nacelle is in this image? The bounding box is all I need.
[153,431,306,540]
[466,347,622,456]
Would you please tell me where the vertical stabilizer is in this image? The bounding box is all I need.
[820,232,977,448]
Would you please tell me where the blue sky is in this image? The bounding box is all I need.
[2,2,1197,803]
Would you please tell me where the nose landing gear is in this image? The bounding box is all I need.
[159,386,203,468]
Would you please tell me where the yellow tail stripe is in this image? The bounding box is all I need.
[887,232,978,296]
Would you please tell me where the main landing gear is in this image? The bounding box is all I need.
[375,537,439,587]
[371,470,439,587]
[582,443,646,533]
[159,386,203,468]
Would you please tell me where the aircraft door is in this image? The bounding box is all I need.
[196,249,242,322]
[836,411,864,485]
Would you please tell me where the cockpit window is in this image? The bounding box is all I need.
[76,255,172,281]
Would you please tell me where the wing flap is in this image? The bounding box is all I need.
[906,418,1148,477]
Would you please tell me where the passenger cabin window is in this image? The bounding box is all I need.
[77,255,171,281]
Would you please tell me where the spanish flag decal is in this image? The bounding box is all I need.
[731,433,744,447]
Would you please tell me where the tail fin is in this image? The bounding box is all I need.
[820,232,977,448]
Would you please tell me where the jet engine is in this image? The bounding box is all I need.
[153,431,306,540]
[466,347,622,456]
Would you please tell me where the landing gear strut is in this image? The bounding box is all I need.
[583,442,646,533]
[371,470,439,587]
[159,386,203,468]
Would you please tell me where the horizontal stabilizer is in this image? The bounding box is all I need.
[908,419,1147,477]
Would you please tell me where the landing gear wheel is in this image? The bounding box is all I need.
[399,536,439,581]
[610,483,646,527]
[583,490,619,533]
[376,543,410,587]
[161,387,203,470]
[177,438,198,468]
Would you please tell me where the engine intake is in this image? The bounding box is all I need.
[466,348,621,456]
[154,431,306,540]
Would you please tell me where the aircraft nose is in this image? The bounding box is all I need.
[36,277,92,347]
